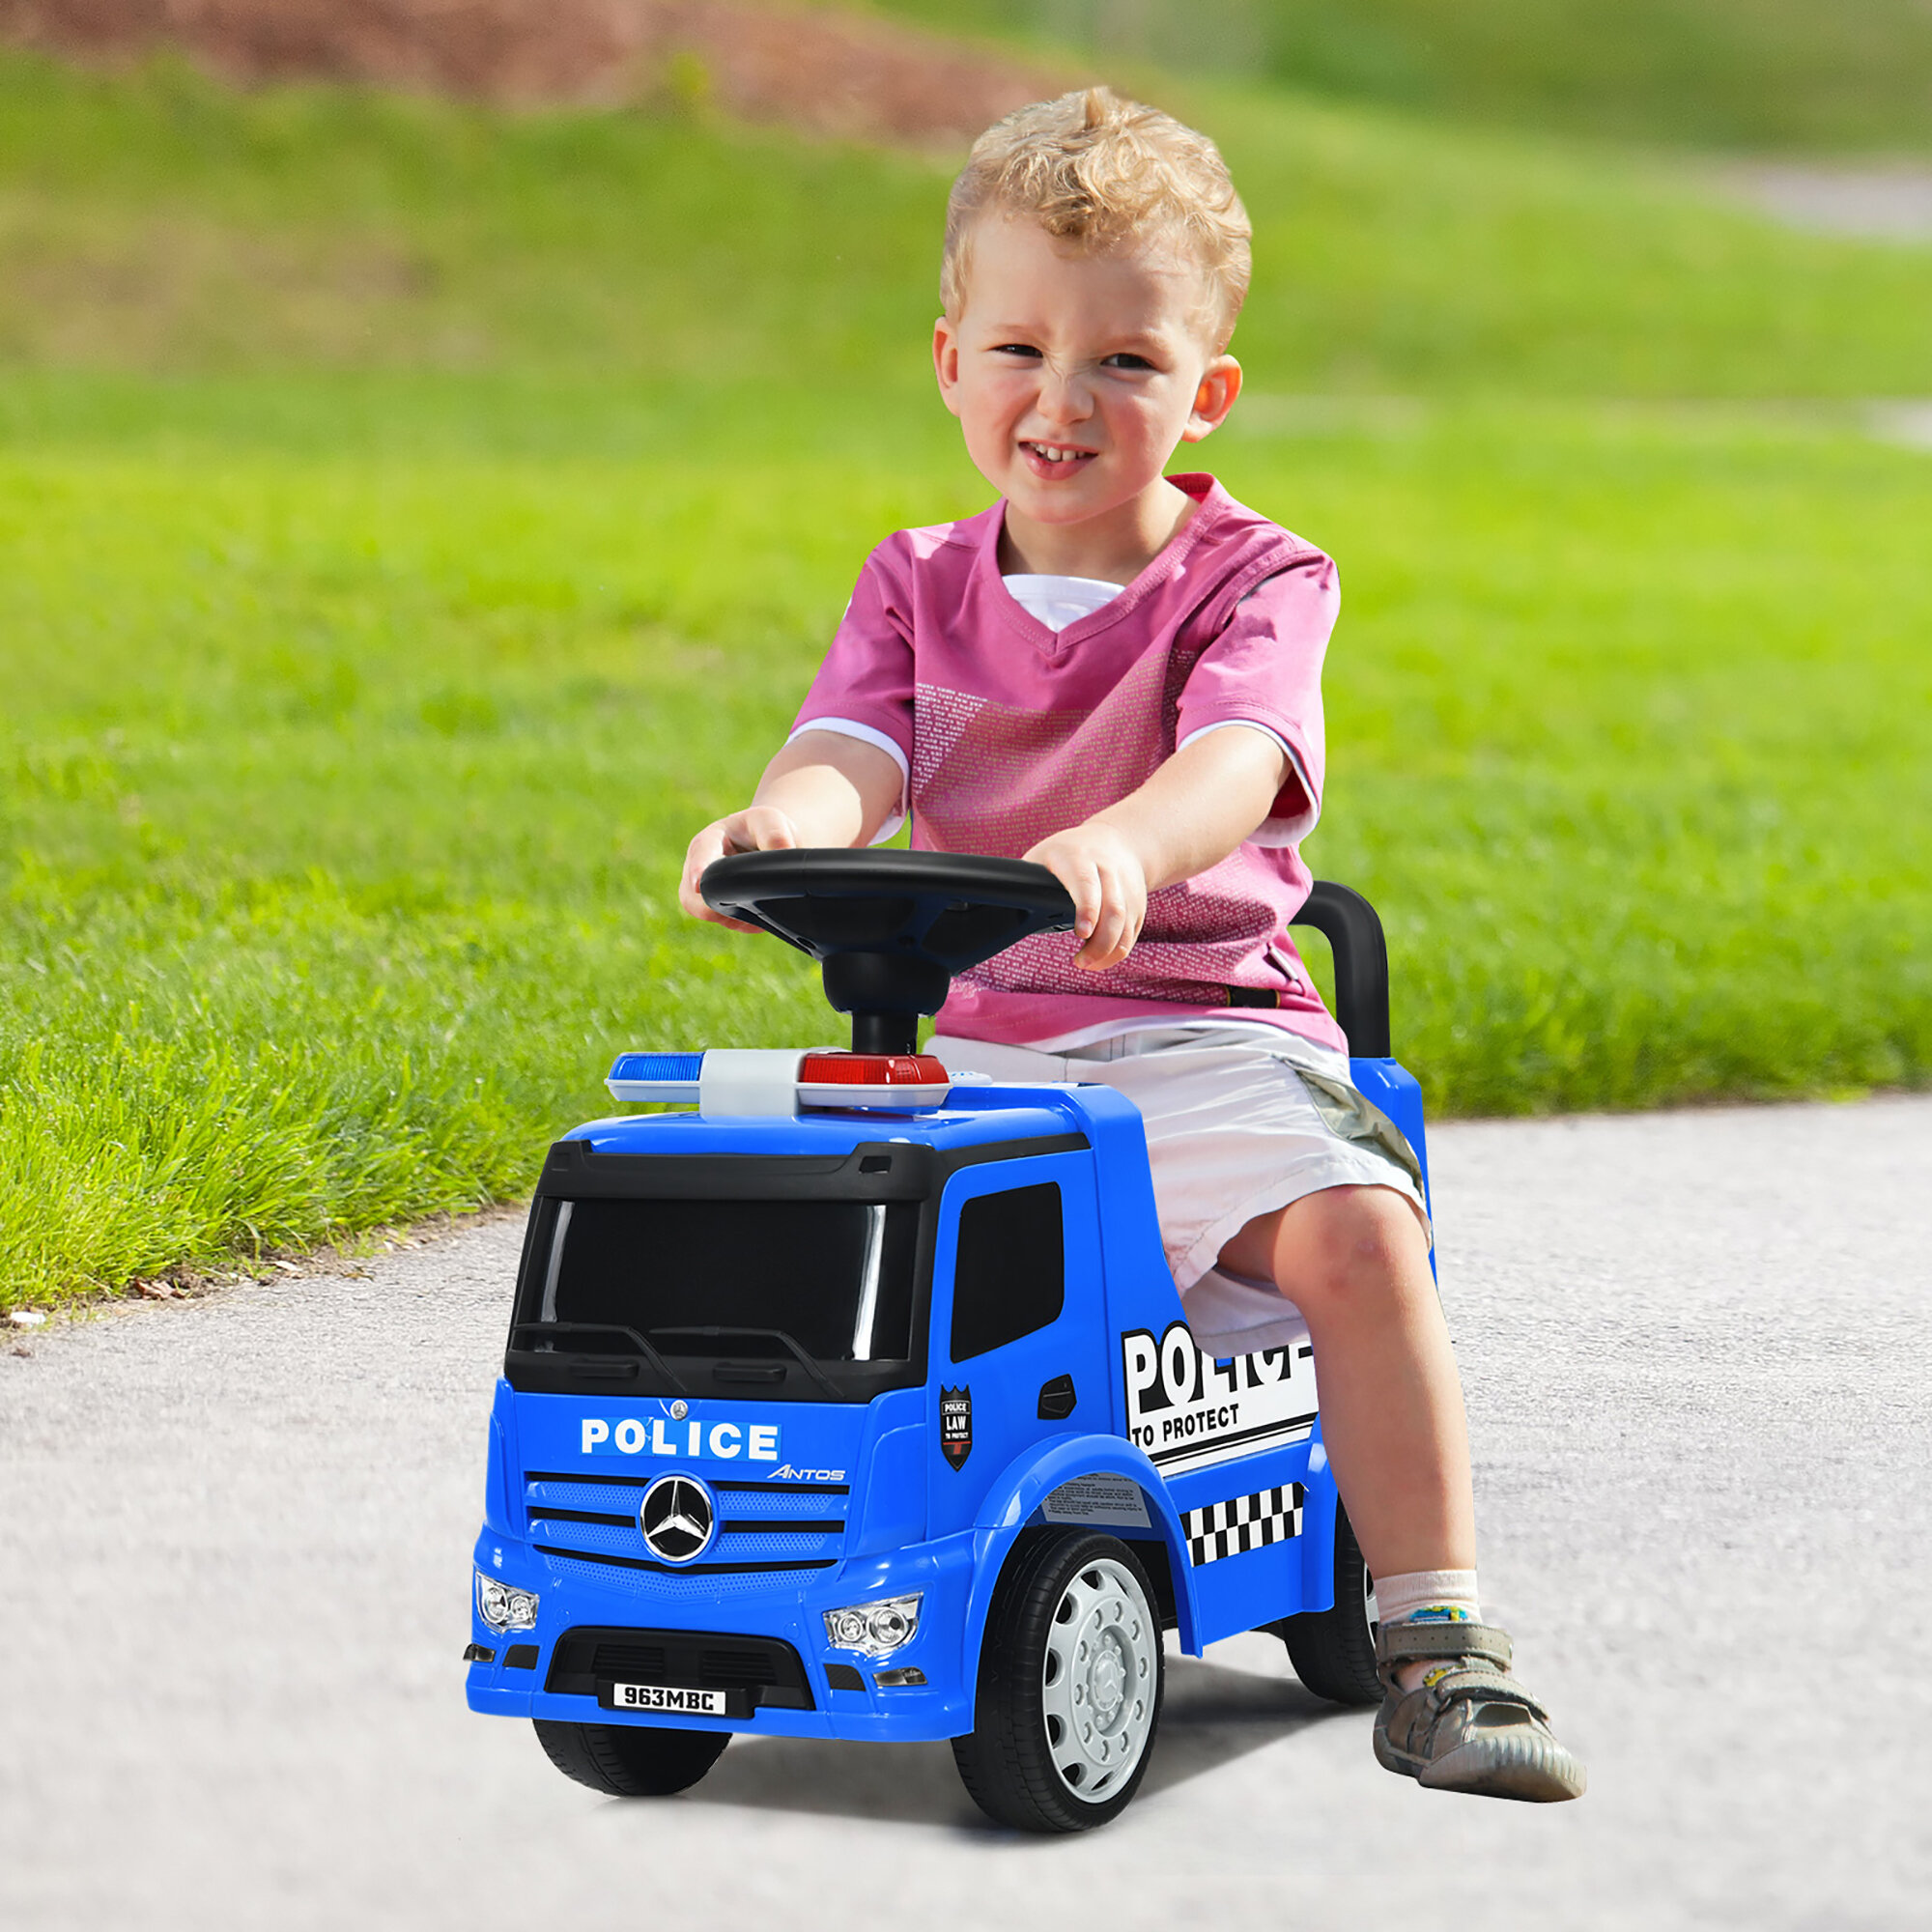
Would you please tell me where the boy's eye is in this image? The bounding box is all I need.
[1102,353,1156,371]
[991,343,1043,358]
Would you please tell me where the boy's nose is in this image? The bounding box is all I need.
[1037,374,1093,424]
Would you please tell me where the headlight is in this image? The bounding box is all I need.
[822,1592,922,1659]
[475,1571,539,1633]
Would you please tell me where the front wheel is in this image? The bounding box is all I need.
[952,1529,1165,1833]
[1276,1499,1381,1705]
[533,1719,729,1796]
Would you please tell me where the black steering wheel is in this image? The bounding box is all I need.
[701,849,1076,1054]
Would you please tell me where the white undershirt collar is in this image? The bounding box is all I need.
[1002,573,1125,634]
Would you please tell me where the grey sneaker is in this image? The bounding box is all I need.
[1373,1620,1585,1803]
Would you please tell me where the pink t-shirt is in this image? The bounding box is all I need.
[793,473,1346,1053]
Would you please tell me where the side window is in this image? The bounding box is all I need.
[950,1181,1065,1363]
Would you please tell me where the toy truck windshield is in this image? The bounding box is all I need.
[505,1187,925,1405]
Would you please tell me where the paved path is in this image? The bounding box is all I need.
[5,1098,1930,1930]
[1726,163,1932,241]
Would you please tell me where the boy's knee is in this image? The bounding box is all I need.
[1240,1183,1426,1316]
[1325,1182,1424,1252]
[1302,1179,1410,1266]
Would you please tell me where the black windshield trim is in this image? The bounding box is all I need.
[509,1320,691,1393]
[535,1132,1088,1202]
[646,1325,844,1401]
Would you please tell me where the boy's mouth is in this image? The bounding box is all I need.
[1020,440,1098,477]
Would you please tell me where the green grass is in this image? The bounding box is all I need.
[2,53,1930,1307]
[8,57,1932,397]
[870,0,1932,152]
[0,56,946,382]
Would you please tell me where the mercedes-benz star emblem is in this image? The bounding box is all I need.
[639,1474,716,1565]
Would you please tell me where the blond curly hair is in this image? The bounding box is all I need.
[942,87,1252,352]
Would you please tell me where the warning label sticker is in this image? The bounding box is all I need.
[1121,1322,1319,1476]
[1040,1472,1154,1529]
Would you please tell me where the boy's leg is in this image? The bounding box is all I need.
[1218,1183,1470,1580]
[1221,1184,1584,1802]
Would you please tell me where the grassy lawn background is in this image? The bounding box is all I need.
[870,0,1932,151]
[3,53,1929,1307]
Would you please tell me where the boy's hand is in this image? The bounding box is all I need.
[679,807,802,931]
[1021,728,1291,967]
[1024,822,1149,971]
[679,733,904,931]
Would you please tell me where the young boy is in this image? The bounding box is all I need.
[681,88,1583,1803]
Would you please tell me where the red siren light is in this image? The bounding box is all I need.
[796,1053,952,1110]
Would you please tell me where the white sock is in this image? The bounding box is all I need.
[1375,1568,1482,1627]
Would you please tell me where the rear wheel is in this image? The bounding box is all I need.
[952,1529,1164,1833]
[1277,1500,1381,1705]
[533,1719,729,1796]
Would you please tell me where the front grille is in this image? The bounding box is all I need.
[543,1554,786,1601]
[524,1469,849,1576]
[545,1626,814,1711]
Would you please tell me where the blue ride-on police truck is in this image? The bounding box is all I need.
[465,851,1430,1832]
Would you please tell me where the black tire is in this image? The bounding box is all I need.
[533,1719,729,1796]
[1277,1500,1381,1705]
[952,1529,1165,1833]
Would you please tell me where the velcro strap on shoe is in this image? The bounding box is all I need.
[1417,1666,1551,1724]
[1375,1620,1514,1671]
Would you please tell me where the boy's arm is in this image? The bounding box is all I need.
[679,729,905,929]
[1025,724,1290,970]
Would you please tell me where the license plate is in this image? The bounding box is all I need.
[603,1682,732,1717]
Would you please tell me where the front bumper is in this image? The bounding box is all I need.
[466,1525,978,1743]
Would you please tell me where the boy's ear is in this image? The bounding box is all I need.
[932,316,964,417]
[1181,355,1242,442]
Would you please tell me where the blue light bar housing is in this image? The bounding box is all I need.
[607,1051,703,1103]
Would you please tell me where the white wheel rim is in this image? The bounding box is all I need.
[1364,1565,1379,1636]
[1038,1556,1158,1804]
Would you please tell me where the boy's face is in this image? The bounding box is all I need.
[933,213,1239,539]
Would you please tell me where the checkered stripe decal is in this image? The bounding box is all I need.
[1181,1484,1304,1566]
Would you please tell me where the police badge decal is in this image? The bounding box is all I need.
[940,1385,972,1469]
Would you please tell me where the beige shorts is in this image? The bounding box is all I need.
[929,1024,1430,1356]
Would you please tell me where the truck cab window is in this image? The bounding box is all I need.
[950,1181,1065,1363]
[525,1194,922,1391]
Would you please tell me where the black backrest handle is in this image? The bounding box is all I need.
[1292,881,1392,1059]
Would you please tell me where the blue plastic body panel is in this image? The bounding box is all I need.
[467,1055,1428,1742]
